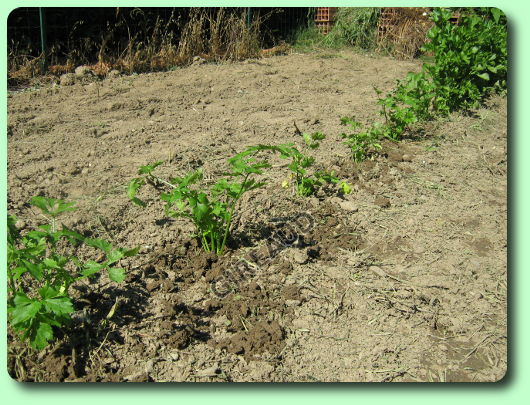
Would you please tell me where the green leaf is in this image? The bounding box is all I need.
[38,285,60,299]
[43,296,74,316]
[11,266,27,280]
[128,178,146,207]
[11,294,42,325]
[477,72,490,81]
[22,259,43,280]
[194,203,210,221]
[81,260,106,277]
[490,8,502,24]
[302,133,312,146]
[138,161,163,175]
[59,226,86,243]
[106,249,125,265]
[43,258,60,269]
[32,322,53,350]
[108,267,126,283]
[84,238,113,254]
[30,196,76,218]
[339,182,352,194]
[7,215,20,245]
[123,247,140,258]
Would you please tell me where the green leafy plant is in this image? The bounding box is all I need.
[128,146,275,255]
[340,7,507,164]
[423,7,507,114]
[340,117,384,162]
[276,132,342,197]
[376,71,436,139]
[7,197,138,350]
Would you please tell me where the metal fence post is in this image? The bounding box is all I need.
[247,7,252,28]
[39,7,47,73]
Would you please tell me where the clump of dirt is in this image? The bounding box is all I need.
[206,282,289,358]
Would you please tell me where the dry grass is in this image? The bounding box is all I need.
[377,7,433,59]
[8,7,265,86]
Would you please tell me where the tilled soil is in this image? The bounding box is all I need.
[7,50,507,382]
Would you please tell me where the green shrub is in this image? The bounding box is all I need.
[343,7,508,161]
[423,7,507,113]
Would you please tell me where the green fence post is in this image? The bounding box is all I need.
[247,7,253,28]
[39,7,47,73]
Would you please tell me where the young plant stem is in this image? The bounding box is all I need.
[149,173,176,189]
[219,172,250,255]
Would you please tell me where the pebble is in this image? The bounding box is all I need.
[374,196,391,208]
[414,245,426,254]
[285,299,302,307]
[107,69,121,78]
[369,265,386,278]
[74,65,92,77]
[339,200,359,212]
[59,73,76,86]
[292,249,309,264]
[15,219,26,229]
[196,365,220,377]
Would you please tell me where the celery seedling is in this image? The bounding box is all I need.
[129,145,274,255]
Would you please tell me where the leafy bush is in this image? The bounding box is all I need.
[342,7,508,161]
[376,71,436,139]
[423,7,507,113]
[7,197,137,350]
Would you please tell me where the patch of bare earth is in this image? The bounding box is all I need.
[7,50,506,382]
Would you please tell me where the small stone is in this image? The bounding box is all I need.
[107,69,121,78]
[309,197,320,208]
[192,56,207,65]
[15,219,26,229]
[339,200,359,212]
[285,299,302,307]
[293,249,309,264]
[196,365,220,377]
[402,154,413,162]
[414,245,426,254]
[74,65,92,77]
[374,196,391,208]
[60,73,76,86]
[369,265,386,278]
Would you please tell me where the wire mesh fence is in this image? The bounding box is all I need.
[7,7,313,63]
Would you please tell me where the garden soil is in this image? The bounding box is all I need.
[7,50,507,382]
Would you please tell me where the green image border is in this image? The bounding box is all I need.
[1,0,526,402]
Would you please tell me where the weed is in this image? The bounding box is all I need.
[376,7,432,59]
[291,8,380,52]
[324,7,381,50]
[7,197,137,350]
